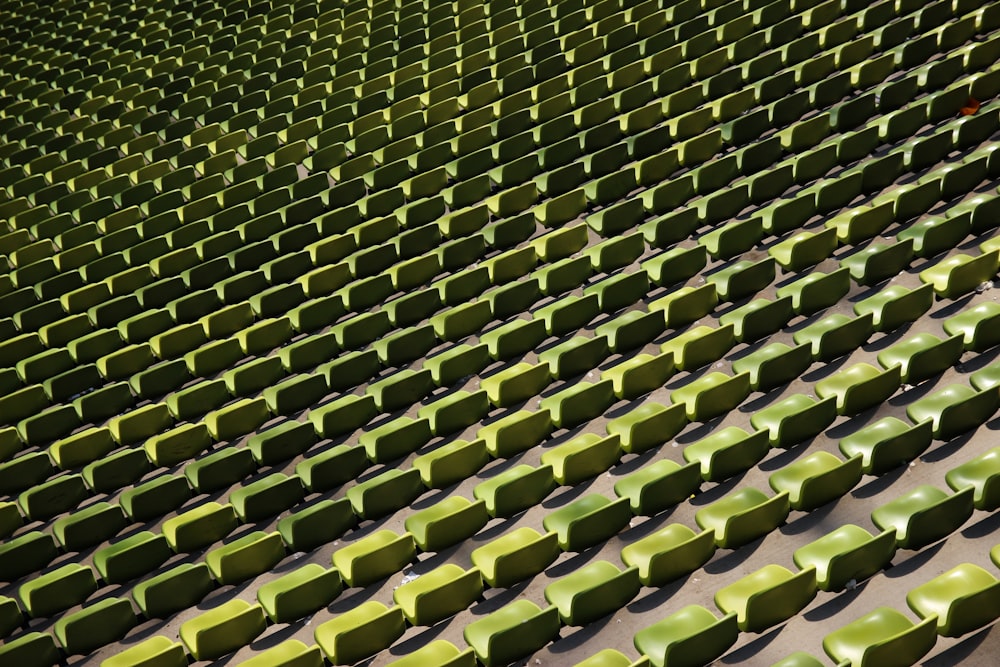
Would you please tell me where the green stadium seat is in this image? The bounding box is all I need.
[393,563,483,625]
[53,597,136,656]
[543,494,631,552]
[906,385,999,441]
[258,563,342,624]
[314,601,405,665]
[695,487,790,549]
[715,564,817,633]
[100,635,186,667]
[633,605,738,667]
[906,563,1000,638]
[872,485,975,551]
[683,427,770,483]
[179,599,266,661]
[332,530,416,588]
[877,333,964,385]
[822,607,936,667]
[545,560,640,626]
[463,600,560,667]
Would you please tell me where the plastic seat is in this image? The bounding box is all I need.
[206,531,285,586]
[179,599,266,661]
[19,563,97,618]
[257,563,342,624]
[919,251,1000,299]
[706,257,774,302]
[715,564,817,633]
[838,206,909,258]
[897,214,971,259]
[545,560,640,626]
[331,530,416,588]
[719,296,793,343]
[877,333,964,385]
[531,294,600,336]
[695,487,790,549]
[480,318,547,360]
[769,451,863,511]
[595,310,666,353]
[683,427,770,483]
[18,473,89,522]
[414,437,489,488]
[602,353,675,399]
[249,421,316,467]
[768,227,838,271]
[699,218,763,260]
[393,563,483,625]
[972,359,1000,392]
[543,494,632,552]
[93,531,171,585]
[732,342,812,392]
[826,204,893,245]
[943,302,1000,352]
[642,245,707,287]
[573,649,636,667]
[161,502,239,553]
[309,394,378,439]
[463,600,560,667]
[946,448,1000,511]
[239,640,324,667]
[671,371,751,422]
[794,524,897,592]
[750,394,837,448]
[314,600,405,666]
[367,367,434,413]
[539,380,616,429]
[470,526,560,589]
[474,466,554,519]
[822,607,937,667]
[659,324,735,372]
[815,363,901,415]
[853,284,934,333]
[0,632,61,667]
[633,605,738,667]
[871,485,975,551]
[621,523,715,587]
[649,284,719,328]
[346,468,423,521]
[418,389,490,436]
[769,652,825,667]
[605,401,686,454]
[540,433,621,485]
[839,417,933,476]
[481,362,551,407]
[405,496,489,552]
[539,335,611,380]
[54,597,136,656]
[905,384,999,440]
[383,640,475,666]
[774,267,851,315]
[101,635,186,667]
[906,562,1000,638]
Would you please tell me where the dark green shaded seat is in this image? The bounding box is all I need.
[53,596,136,655]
